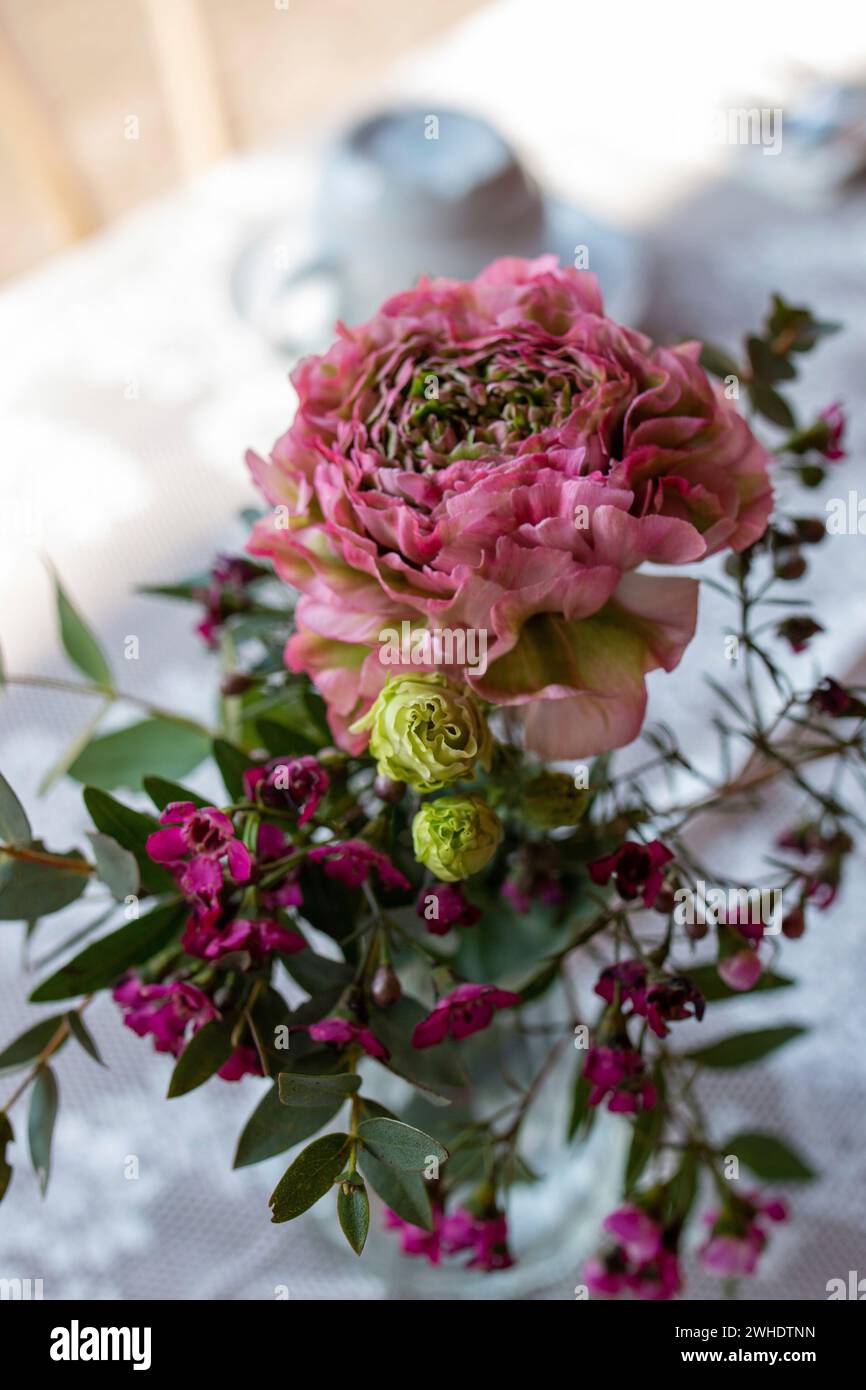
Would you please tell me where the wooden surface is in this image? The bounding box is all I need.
[0,0,488,284]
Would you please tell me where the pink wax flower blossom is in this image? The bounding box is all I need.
[595,962,705,1037]
[717,947,763,992]
[603,1204,663,1264]
[247,257,772,760]
[181,912,306,962]
[584,1042,657,1113]
[809,678,866,718]
[416,882,481,935]
[501,874,564,914]
[308,1016,389,1060]
[411,983,522,1049]
[112,975,216,1056]
[442,1209,515,1271]
[385,1205,514,1271]
[217,1045,264,1082]
[585,1206,682,1300]
[195,554,262,648]
[254,822,304,910]
[588,840,674,907]
[699,1193,788,1278]
[385,1205,447,1263]
[146,802,251,910]
[243,755,329,826]
[818,401,846,460]
[307,839,410,891]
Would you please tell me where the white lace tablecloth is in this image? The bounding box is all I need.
[1,0,865,1301]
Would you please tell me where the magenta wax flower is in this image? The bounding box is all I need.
[809,678,866,718]
[146,802,251,910]
[501,874,564,914]
[307,839,410,891]
[603,1204,662,1264]
[308,1016,389,1061]
[385,1206,446,1264]
[182,911,306,962]
[416,882,481,935]
[585,1205,681,1300]
[442,1209,514,1271]
[819,401,846,460]
[112,975,216,1056]
[411,983,522,1049]
[642,977,705,1037]
[588,840,673,907]
[584,1043,657,1113]
[244,755,329,826]
[699,1193,788,1278]
[217,1045,264,1083]
[195,553,261,648]
[594,959,648,1009]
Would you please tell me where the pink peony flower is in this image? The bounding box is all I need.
[588,839,673,907]
[307,1016,389,1060]
[146,802,251,911]
[112,975,216,1056]
[247,257,771,759]
[416,882,481,935]
[411,982,522,1048]
[307,839,410,891]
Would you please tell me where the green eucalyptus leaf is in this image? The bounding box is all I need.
[213,738,251,800]
[30,900,186,1001]
[143,777,208,812]
[268,1132,350,1222]
[234,1084,342,1168]
[66,1011,105,1066]
[86,832,139,901]
[0,844,89,920]
[337,1178,370,1255]
[687,1025,806,1069]
[277,1071,361,1108]
[356,1116,447,1172]
[358,1147,433,1230]
[52,571,113,687]
[0,1113,13,1204]
[69,720,210,793]
[0,770,31,847]
[167,1021,234,1098]
[682,965,794,1003]
[0,1015,66,1074]
[83,787,175,894]
[28,1066,59,1196]
[723,1131,815,1181]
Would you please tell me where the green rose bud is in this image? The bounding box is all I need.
[412,794,503,882]
[352,673,492,793]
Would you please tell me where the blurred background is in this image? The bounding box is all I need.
[1,0,866,1300]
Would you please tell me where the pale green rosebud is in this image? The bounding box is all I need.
[351,673,492,793]
[412,793,503,882]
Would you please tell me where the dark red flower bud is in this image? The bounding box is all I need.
[371,964,402,1008]
[782,907,806,939]
[373,774,406,803]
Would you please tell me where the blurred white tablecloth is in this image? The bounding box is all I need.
[1,0,865,1301]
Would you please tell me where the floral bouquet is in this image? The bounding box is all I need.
[0,257,856,1297]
